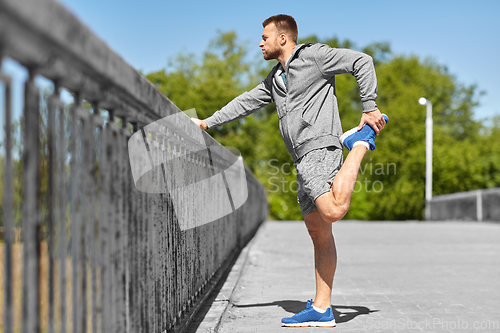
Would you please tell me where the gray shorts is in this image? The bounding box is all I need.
[295,146,343,216]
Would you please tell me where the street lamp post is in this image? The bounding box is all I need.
[419,97,433,221]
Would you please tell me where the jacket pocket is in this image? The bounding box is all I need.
[291,110,316,146]
[300,107,318,126]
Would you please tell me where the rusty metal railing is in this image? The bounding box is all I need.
[0,0,268,332]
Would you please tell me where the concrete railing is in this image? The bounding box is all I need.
[430,188,500,222]
[0,0,268,332]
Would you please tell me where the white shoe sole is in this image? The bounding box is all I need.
[339,126,359,147]
[281,320,337,327]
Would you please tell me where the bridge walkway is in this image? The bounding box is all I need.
[188,220,500,333]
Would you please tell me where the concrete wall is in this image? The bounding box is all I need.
[430,188,500,222]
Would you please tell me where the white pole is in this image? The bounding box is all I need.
[419,98,433,221]
[425,101,433,220]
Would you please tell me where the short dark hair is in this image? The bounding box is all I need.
[262,14,298,43]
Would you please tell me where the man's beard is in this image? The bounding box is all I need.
[263,41,281,60]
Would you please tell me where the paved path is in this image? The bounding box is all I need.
[189,221,500,333]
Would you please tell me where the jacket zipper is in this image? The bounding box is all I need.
[284,45,305,161]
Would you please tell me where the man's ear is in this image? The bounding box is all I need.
[279,34,287,46]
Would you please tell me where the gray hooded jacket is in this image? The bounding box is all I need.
[204,43,378,162]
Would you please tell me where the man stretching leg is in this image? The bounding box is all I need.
[191,14,388,327]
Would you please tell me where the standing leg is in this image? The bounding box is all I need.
[303,209,337,310]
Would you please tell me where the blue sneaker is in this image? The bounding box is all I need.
[281,300,336,327]
[340,114,389,151]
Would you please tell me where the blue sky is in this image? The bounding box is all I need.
[57,0,499,121]
[3,0,500,123]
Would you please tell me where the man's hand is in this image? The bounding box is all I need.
[358,109,385,135]
[191,118,208,130]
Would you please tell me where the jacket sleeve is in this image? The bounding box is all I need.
[204,71,274,129]
[314,44,378,112]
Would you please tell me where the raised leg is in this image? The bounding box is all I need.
[315,145,368,223]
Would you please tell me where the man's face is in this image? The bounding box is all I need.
[259,23,282,60]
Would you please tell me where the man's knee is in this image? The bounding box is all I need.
[314,192,350,223]
[319,204,349,223]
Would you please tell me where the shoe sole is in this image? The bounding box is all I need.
[339,127,359,147]
[339,113,389,149]
[281,320,337,327]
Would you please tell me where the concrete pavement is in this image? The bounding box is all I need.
[187,221,500,333]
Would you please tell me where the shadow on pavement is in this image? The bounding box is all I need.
[331,304,379,323]
[234,300,378,323]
